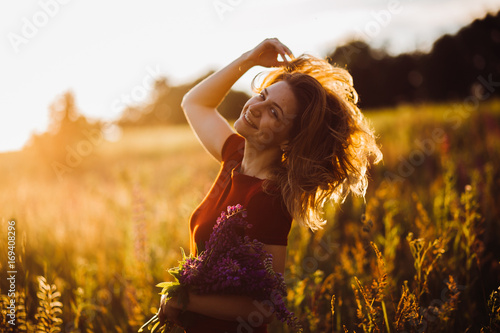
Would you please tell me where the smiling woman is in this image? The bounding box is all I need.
[157,38,382,333]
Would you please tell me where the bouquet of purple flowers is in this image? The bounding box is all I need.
[139,204,301,332]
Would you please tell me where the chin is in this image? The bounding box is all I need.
[233,118,247,136]
[234,127,248,139]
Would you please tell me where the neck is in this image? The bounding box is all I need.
[240,141,281,179]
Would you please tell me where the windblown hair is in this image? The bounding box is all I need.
[253,55,383,231]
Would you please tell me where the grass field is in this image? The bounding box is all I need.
[1,100,500,332]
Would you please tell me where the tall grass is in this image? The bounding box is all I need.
[1,100,499,332]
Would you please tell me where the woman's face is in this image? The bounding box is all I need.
[234,80,299,152]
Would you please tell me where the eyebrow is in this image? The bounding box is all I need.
[263,88,284,117]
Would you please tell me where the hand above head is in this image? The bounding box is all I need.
[244,38,294,68]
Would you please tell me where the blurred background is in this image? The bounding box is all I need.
[1,0,500,332]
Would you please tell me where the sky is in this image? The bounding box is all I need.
[1,0,499,152]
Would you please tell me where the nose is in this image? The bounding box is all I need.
[249,103,262,117]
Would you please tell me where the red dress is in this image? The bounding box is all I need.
[183,133,293,333]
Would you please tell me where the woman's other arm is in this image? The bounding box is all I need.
[160,244,287,324]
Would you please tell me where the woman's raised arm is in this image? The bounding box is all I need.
[181,38,293,161]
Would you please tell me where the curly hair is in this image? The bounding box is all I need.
[252,55,383,230]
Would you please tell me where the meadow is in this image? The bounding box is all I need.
[1,99,500,332]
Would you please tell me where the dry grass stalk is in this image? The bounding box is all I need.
[35,276,63,333]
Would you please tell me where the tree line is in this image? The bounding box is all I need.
[328,10,500,108]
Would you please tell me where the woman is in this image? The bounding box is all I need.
[158,38,382,332]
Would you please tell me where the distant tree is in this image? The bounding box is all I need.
[118,72,250,126]
[388,52,424,104]
[423,34,473,101]
[424,11,500,100]
[218,89,250,120]
[26,91,103,177]
[328,41,423,107]
[327,10,500,108]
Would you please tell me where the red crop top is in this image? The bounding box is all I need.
[189,133,293,255]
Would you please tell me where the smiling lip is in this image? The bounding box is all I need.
[243,110,258,129]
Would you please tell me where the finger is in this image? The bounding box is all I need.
[277,53,286,63]
[277,50,291,64]
[266,37,283,50]
[283,45,295,60]
[158,309,165,326]
[158,296,167,325]
[263,38,279,50]
[271,40,293,63]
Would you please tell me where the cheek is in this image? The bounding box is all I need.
[240,104,247,115]
[256,129,277,146]
[267,118,292,139]
[271,120,287,133]
[258,121,288,145]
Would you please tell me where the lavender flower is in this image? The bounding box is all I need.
[139,204,301,333]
